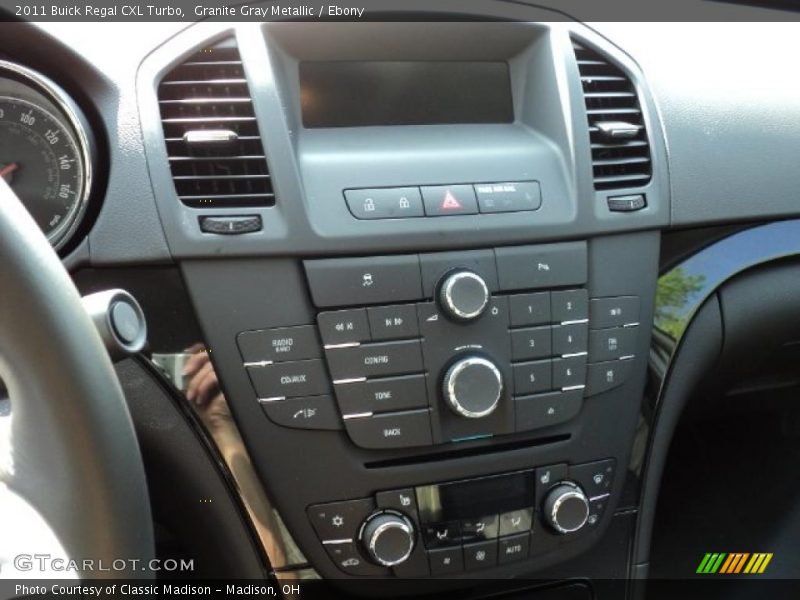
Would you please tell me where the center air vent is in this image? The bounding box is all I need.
[573,41,652,191]
[157,39,273,208]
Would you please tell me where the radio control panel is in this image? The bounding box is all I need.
[235,242,640,450]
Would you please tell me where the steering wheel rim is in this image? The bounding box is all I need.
[0,178,154,577]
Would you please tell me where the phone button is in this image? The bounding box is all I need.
[261,395,342,430]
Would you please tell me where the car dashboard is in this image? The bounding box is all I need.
[2,10,800,597]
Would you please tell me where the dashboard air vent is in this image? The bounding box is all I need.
[573,41,652,190]
[157,39,273,208]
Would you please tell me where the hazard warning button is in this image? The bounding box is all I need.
[421,184,478,217]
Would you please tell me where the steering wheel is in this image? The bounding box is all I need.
[0,178,154,577]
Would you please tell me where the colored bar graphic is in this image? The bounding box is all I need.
[718,554,735,574]
[697,553,713,574]
[699,552,773,575]
[758,553,773,573]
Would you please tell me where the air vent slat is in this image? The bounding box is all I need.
[573,41,652,191]
[157,39,273,209]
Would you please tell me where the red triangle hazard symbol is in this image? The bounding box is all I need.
[441,190,462,210]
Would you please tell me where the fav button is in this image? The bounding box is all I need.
[588,326,638,361]
[344,187,424,219]
[421,184,479,216]
[586,358,634,396]
[344,409,433,449]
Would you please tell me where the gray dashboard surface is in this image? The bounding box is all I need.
[6,17,798,267]
[590,22,800,226]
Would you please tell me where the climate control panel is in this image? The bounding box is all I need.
[307,459,616,577]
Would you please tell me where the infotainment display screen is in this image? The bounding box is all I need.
[300,61,514,128]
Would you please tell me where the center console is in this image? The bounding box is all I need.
[139,19,668,588]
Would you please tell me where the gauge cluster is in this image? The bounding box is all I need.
[0,60,94,251]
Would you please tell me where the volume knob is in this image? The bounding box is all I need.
[443,356,503,419]
[439,270,490,321]
[543,482,590,534]
[360,512,415,567]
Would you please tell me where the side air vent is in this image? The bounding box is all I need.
[157,39,273,208]
[573,41,652,190]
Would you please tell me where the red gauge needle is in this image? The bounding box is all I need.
[0,162,18,181]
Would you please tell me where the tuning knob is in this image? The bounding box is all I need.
[360,511,415,567]
[543,482,590,534]
[443,356,503,419]
[439,270,490,321]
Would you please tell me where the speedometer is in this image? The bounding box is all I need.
[0,61,93,251]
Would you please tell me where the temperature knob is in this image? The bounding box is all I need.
[543,482,590,534]
[439,270,490,321]
[360,511,415,567]
[443,356,503,418]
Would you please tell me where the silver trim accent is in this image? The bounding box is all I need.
[333,377,367,385]
[324,342,361,350]
[183,128,239,144]
[561,351,588,358]
[0,61,94,252]
[257,396,286,404]
[622,322,640,328]
[342,412,373,420]
[321,538,353,545]
[364,514,415,567]
[619,355,635,361]
[244,360,273,367]
[549,486,590,534]
[443,356,503,419]
[440,271,490,321]
[588,492,611,502]
[562,384,586,392]
[560,318,590,325]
